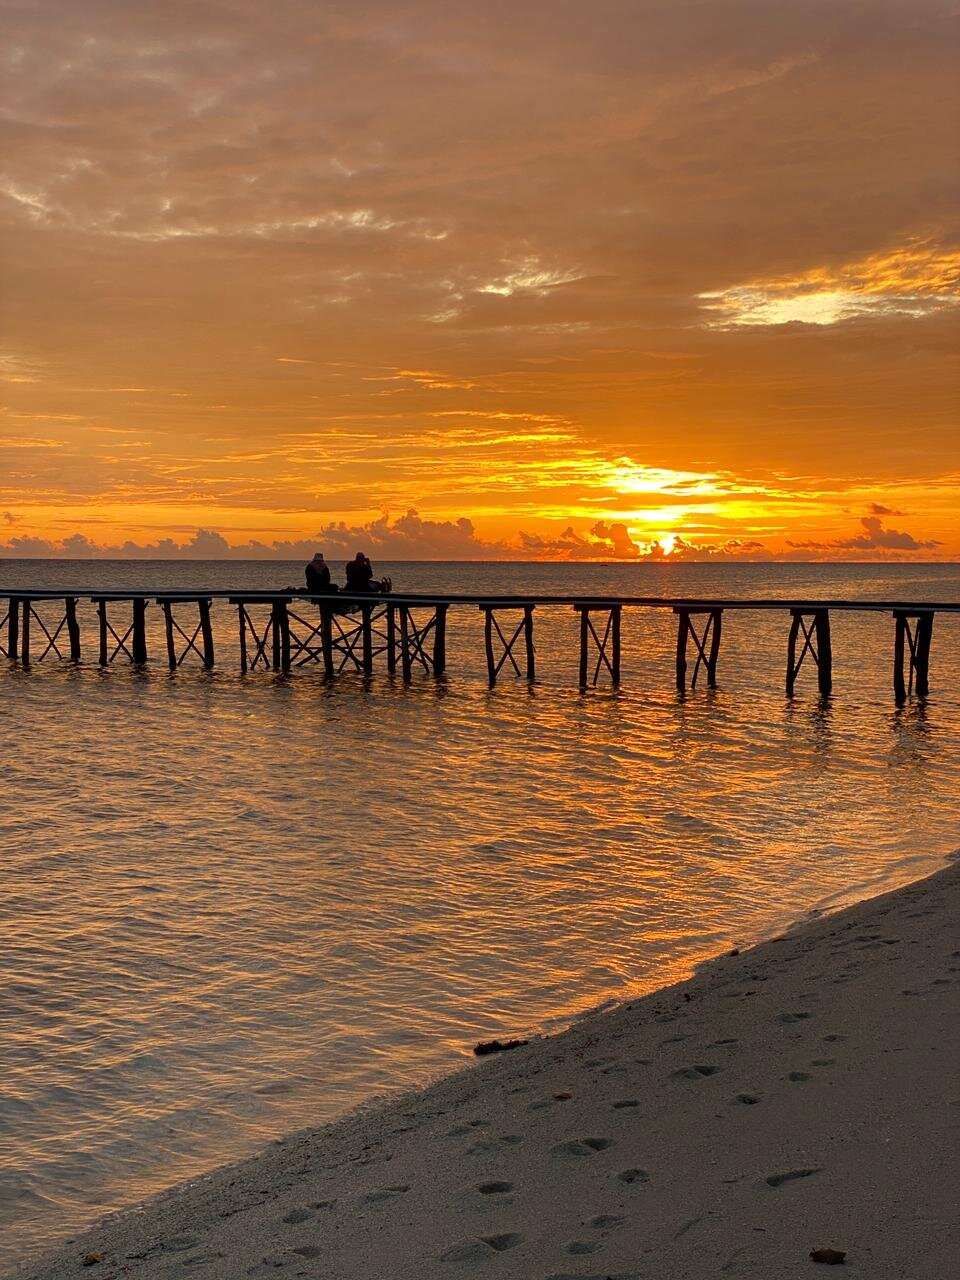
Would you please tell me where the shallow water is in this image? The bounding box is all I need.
[1,560,958,1269]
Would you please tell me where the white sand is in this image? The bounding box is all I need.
[13,863,959,1280]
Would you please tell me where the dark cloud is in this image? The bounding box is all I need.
[834,514,940,551]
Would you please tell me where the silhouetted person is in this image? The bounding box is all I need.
[305,552,337,593]
[345,551,375,592]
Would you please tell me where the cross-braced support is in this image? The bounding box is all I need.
[575,604,621,689]
[893,610,933,703]
[396,604,448,681]
[19,597,81,665]
[311,601,393,676]
[94,597,148,666]
[481,604,535,685]
[675,607,722,691]
[786,608,832,697]
[158,598,214,669]
[234,598,288,672]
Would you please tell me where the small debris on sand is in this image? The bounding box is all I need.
[473,1038,528,1056]
[810,1246,846,1264]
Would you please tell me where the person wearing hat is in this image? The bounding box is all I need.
[304,552,336,593]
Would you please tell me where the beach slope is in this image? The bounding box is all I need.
[13,863,959,1280]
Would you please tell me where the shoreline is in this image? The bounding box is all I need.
[12,860,960,1279]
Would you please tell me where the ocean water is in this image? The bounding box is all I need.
[1,560,959,1270]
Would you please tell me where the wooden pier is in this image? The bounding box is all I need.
[0,589,956,703]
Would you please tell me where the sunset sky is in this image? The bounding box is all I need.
[2,0,958,559]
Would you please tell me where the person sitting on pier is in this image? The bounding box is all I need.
[344,552,391,594]
[304,552,337,594]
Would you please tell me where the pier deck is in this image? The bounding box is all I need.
[1,589,956,703]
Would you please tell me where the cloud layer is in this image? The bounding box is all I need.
[2,1,958,555]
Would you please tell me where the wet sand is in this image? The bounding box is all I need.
[12,862,959,1280]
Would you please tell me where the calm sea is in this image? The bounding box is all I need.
[2,560,959,1270]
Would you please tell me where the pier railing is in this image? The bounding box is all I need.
[1,589,956,703]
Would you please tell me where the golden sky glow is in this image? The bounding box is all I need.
[1,1,958,559]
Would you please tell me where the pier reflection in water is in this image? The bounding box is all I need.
[1,560,959,1268]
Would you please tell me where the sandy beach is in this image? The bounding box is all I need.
[12,861,959,1280]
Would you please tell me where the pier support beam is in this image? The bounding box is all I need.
[94,597,148,666]
[893,610,933,703]
[234,599,276,672]
[786,608,832,697]
[481,604,535,685]
[19,597,76,665]
[674,607,722,692]
[158,597,215,669]
[1,597,20,661]
[286,599,392,676]
[396,604,448,681]
[575,604,621,689]
[66,597,81,663]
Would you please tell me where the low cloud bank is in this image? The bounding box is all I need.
[0,510,942,562]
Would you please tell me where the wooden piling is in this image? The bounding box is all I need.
[199,599,215,668]
[611,606,622,687]
[270,599,290,671]
[162,601,177,670]
[132,598,147,664]
[433,604,448,676]
[399,607,413,681]
[675,609,689,692]
[20,601,31,666]
[320,606,335,677]
[483,608,496,684]
[65,597,80,663]
[524,605,535,680]
[706,609,722,687]
[5,597,18,662]
[238,605,249,673]
[578,609,590,689]
[361,605,374,674]
[97,601,109,666]
[386,605,397,673]
[815,609,832,696]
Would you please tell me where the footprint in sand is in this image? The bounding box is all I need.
[617,1167,649,1184]
[787,1071,812,1082]
[291,1245,322,1259]
[163,1236,201,1252]
[765,1167,821,1187]
[589,1213,625,1229]
[734,1092,761,1105]
[362,1184,410,1204]
[478,1181,513,1194]
[551,1137,615,1159]
[612,1099,640,1109]
[567,1239,602,1254]
[671,1064,721,1080]
[281,1207,313,1225]
[499,1134,524,1145]
[778,1011,814,1023]
[441,1233,523,1262]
